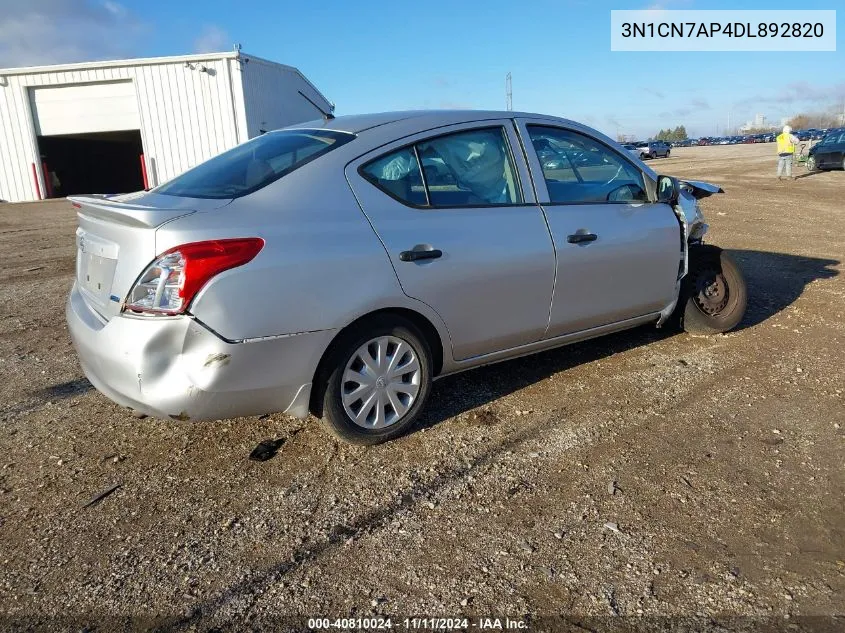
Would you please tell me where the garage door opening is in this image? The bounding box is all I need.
[37,130,145,198]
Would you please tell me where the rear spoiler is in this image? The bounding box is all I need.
[69,194,196,229]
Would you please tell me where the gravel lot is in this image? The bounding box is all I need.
[1,143,843,632]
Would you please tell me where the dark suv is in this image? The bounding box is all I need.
[807,128,845,171]
[635,141,671,159]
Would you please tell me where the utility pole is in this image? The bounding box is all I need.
[505,72,512,111]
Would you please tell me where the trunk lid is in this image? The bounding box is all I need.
[70,191,230,320]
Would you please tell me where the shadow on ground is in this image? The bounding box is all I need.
[417,249,838,428]
[729,249,839,329]
[794,170,835,180]
[31,377,92,402]
[60,250,834,632]
[31,251,838,443]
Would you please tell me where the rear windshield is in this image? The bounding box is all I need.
[155,129,355,199]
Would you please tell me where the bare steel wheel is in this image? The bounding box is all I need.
[319,315,432,444]
[691,268,729,317]
[680,245,747,335]
[341,336,421,429]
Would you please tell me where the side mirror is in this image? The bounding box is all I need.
[656,175,678,204]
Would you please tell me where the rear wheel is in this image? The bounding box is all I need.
[320,316,432,445]
[680,245,747,335]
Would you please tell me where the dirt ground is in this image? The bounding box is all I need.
[1,143,843,632]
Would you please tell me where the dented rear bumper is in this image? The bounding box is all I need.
[66,283,334,421]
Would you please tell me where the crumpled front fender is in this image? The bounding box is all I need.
[680,179,724,199]
[656,179,723,326]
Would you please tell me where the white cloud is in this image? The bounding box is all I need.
[0,0,146,67]
[736,82,845,109]
[102,1,126,16]
[658,98,712,119]
[193,25,230,54]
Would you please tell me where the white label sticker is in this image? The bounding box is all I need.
[611,10,836,52]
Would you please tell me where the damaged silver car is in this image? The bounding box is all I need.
[66,110,747,444]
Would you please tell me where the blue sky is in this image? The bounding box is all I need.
[1,0,842,138]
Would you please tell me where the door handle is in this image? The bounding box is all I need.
[399,248,443,262]
[567,232,598,244]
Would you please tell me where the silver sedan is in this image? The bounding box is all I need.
[67,110,746,444]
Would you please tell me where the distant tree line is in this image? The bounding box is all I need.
[786,112,843,130]
[653,126,688,141]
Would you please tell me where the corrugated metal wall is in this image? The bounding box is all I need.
[0,57,244,203]
[240,58,333,138]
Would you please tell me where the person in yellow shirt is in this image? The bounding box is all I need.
[776,125,800,180]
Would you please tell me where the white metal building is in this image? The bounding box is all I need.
[0,51,333,202]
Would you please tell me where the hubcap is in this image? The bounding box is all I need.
[693,269,729,316]
[341,336,421,429]
[807,156,815,171]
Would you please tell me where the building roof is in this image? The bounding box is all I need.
[0,50,333,114]
[0,51,249,75]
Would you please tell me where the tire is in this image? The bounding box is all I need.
[665,149,670,158]
[806,156,817,172]
[320,315,433,445]
[680,245,747,335]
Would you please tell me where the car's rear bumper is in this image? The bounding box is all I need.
[66,283,335,421]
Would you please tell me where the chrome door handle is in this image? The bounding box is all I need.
[399,249,442,262]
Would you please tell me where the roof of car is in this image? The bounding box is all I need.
[287,109,557,134]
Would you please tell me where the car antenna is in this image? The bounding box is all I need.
[298,90,334,120]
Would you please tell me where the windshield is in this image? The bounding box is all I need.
[821,130,842,144]
[155,129,355,199]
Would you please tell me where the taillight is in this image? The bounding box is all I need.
[124,238,264,315]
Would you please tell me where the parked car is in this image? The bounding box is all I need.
[806,128,845,171]
[67,110,747,444]
[621,143,641,159]
[635,141,671,159]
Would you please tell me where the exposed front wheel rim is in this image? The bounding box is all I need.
[692,268,731,316]
[807,156,816,171]
[341,336,421,429]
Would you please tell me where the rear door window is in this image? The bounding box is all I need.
[156,129,355,199]
[360,126,523,208]
[360,148,428,206]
